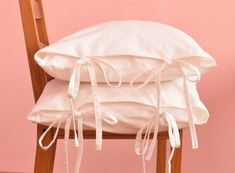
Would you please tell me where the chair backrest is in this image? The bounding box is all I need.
[19,0,52,102]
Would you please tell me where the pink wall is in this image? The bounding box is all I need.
[0,0,234,172]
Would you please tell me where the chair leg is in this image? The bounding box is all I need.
[156,138,167,173]
[34,124,57,173]
[171,130,183,173]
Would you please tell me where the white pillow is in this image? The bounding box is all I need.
[35,20,216,83]
[29,79,208,128]
[29,79,208,173]
[28,79,209,173]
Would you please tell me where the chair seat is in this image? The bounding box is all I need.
[43,125,170,140]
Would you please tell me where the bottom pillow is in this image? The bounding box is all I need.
[28,79,209,173]
[29,79,208,129]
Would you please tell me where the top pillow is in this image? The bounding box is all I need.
[35,20,216,84]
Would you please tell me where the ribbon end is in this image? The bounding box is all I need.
[192,141,199,149]
[135,147,142,155]
[96,144,102,151]
[75,136,79,147]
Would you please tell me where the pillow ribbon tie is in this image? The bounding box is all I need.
[176,60,200,149]
[68,57,121,150]
[38,120,61,150]
[131,59,200,149]
[64,117,83,173]
[39,111,118,173]
[38,117,83,173]
[135,112,180,173]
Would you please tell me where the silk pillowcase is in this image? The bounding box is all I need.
[29,79,208,129]
[35,20,216,83]
[28,79,208,173]
[28,79,208,153]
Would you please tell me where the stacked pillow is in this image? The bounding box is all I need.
[29,20,216,173]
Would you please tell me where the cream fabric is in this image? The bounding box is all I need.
[34,20,216,151]
[28,79,209,173]
[35,20,216,83]
[29,79,208,129]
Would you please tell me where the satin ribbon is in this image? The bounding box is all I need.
[38,118,79,173]
[38,120,62,150]
[64,118,71,173]
[131,59,200,149]
[135,112,180,173]
[68,57,121,150]
[38,111,118,173]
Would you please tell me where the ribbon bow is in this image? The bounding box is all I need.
[131,59,200,149]
[39,111,118,173]
[68,57,121,150]
[135,112,180,173]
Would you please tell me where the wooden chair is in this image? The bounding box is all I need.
[19,0,183,172]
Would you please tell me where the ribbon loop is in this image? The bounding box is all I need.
[68,57,121,151]
[131,59,199,149]
[174,59,201,82]
[136,112,180,173]
[92,58,122,87]
[164,112,181,148]
[135,112,180,158]
[38,120,61,150]
[38,110,118,173]
[68,57,122,99]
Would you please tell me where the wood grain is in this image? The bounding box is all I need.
[19,0,56,172]
[156,138,167,173]
[34,125,57,173]
[19,0,49,102]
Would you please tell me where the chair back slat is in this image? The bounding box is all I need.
[19,0,52,102]
[32,1,41,19]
